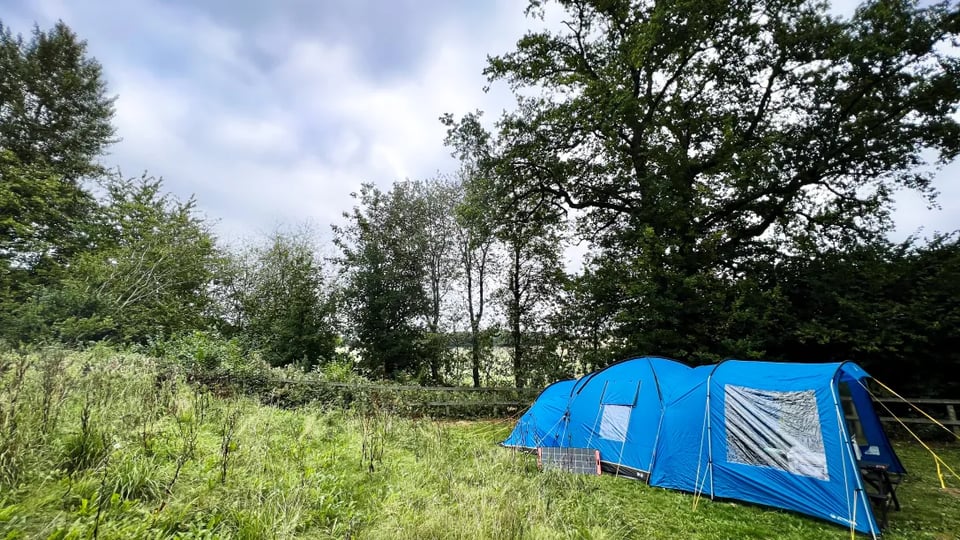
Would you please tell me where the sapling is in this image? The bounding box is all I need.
[219,407,242,484]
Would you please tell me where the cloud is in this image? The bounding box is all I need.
[4,0,534,244]
[3,0,958,251]
[889,160,960,242]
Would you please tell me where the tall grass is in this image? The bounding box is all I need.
[0,347,957,539]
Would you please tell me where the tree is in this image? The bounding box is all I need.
[454,170,499,387]
[412,177,462,383]
[549,262,624,373]
[770,235,960,395]
[225,230,338,369]
[496,188,566,388]
[0,20,116,323]
[0,20,116,180]
[445,112,502,386]
[54,175,218,343]
[445,111,568,386]
[462,0,960,362]
[0,151,92,300]
[334,183,431,379]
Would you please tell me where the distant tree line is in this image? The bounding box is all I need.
[2,0,959,395]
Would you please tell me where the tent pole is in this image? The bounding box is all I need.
[705,373,715,499]
[832,379,877,539]
[584,380,609,451]
[647,398,667,484]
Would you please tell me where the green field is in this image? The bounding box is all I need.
[1,349,958,539]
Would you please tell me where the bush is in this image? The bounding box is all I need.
[151,330,246,372]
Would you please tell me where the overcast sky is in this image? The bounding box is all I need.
[3,0,958,251]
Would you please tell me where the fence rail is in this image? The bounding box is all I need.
[200,373,960,428]
[272,378,540,417]
[192,372,542,417]
[271,379,960,428]
[842,396,959,436]
[275,379,542,394]
[871,397,960,406]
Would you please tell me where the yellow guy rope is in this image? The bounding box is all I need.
[872,379,960,442]
[864,379,960,490]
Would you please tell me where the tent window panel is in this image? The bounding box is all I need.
[724,385,829,481]
[599,404,631,442]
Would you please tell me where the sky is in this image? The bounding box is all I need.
[2,0,958,254]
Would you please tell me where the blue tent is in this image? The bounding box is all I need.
[503,357,904,537]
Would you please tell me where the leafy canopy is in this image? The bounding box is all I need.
[485,0,960,266]
[333,183,432,379]
[0,20,116,180]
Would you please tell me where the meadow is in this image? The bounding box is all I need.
[1,348,958,539]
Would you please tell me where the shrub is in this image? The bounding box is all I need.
[62,427,109,473]
[150,330,248,373]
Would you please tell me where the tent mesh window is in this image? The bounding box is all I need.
[599,405,632,442]
[597,379,640,443]
[537,447,601,476]
[724,385,829,480]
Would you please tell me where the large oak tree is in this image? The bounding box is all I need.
[487,0,959,260]
[457,0,960,362]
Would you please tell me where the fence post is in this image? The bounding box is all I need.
[947,404,959,437]
[843,397,865,441]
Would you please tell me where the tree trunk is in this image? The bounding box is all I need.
[511,244,524,389]
[471,322,481,388]
[429,264,442,384]
[513,331,523,388]
[429,317,441,384]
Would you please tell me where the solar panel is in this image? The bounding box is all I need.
[537,447,601,476]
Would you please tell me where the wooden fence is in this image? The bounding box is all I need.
[202,373,960,430]
[282,379,542,417]
[844,396,960,437]
[224,375,544,417]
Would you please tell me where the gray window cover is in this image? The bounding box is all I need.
[724,385,828,480]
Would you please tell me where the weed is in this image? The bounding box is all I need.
[37,347,70,436]
[108,452,163,501]
[155,450,186,515]
[62,386,110,473]
[359,408,388,473]
[91,438,114,540]
[0,350,32,439]
[171,386,207,461]
[219,407,242,484]
[132,365,170,456]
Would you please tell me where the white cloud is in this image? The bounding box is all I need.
[5,0,958,250]
[890,160,960,242]
[3,0,526,245]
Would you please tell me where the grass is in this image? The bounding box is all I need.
[1,348,958,539]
